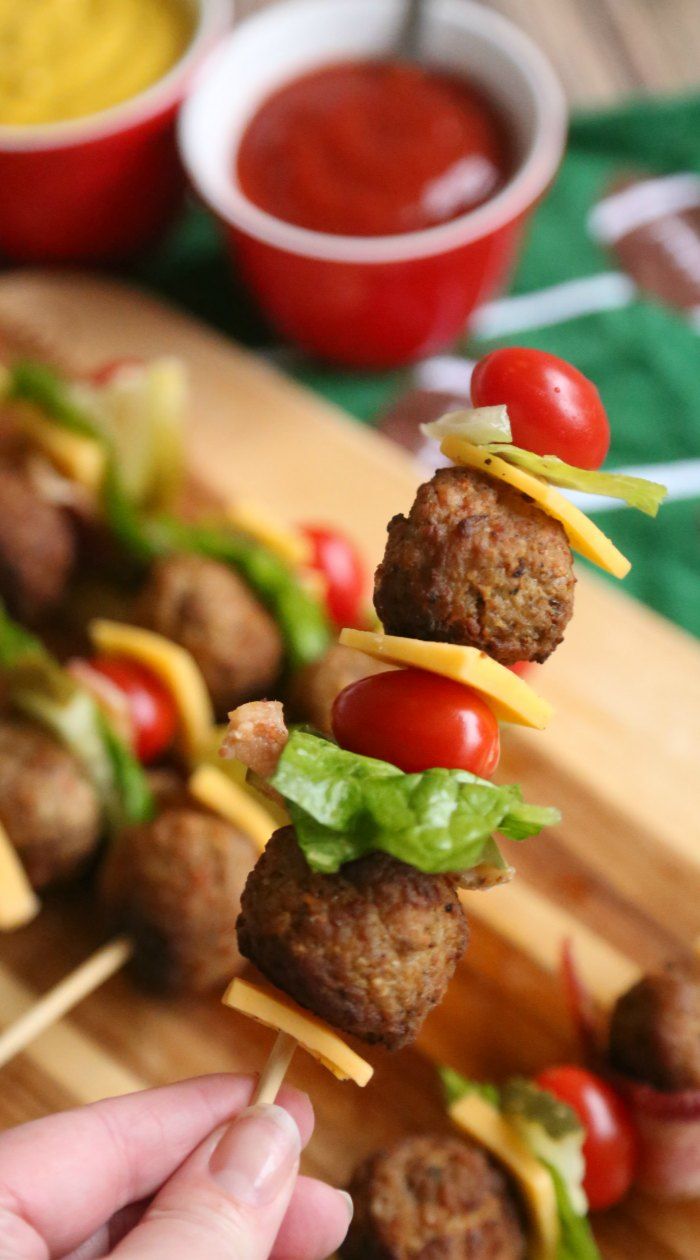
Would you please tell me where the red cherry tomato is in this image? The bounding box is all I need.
[331,667,500,776]
[471,347,610,470]
[301,524,365,627]
[535,1065,639,1210]
[89,357,143,387]
[509,661,533,678]
[87,656,178,764]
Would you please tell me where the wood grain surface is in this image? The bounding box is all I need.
[0,272,698,1257]
[239,0,700,105]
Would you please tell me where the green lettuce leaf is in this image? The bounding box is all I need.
[8,360,99,438]
[439,1066,501,1109]
[546,1163,601,1260]
[501,1079,588,1216]
[422,405,512,445]
[151,518,332,672]
[485,445,667,517]
[271,731,560,875]
[0,602,154,830]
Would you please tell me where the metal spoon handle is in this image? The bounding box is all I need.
[398,0,426,61]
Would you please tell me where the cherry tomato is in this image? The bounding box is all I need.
[332,667,500,776]
[87,656,178,764]
[471,347,610,470]
[301,524,365,627]
[509,661,533,678]
[535,1065,639,1210]
[89,357,143,387]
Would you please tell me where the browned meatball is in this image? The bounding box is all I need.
[237,827,468,1050]
[374,467,575,665]
[135,554,283,716]
[342,1134,526,1260]
[287,643,392,735]
[101,806,258,994]
[609,959,700,1091]
[0,718,101,889]
[0,465,75,622]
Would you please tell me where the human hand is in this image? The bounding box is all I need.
[0,1073,352,1260]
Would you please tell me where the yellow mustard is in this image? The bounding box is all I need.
[0,0,196,126]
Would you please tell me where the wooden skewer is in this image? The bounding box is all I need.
[0,935,133,1069]
[0,822,40,931]
[252,1031,297,1106]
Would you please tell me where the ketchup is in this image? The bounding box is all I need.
[237,60,512,238]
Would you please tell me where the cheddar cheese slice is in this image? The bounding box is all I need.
[339,629,552,729]
[0,822,40,931]
[450,1094,558,1260]
[440,436,630,579]
[11,401,105,491]
[223,978,374,1086]
[189,764,286,852]
[88,620,214,762]
[226,500,311,568]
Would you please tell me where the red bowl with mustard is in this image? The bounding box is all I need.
[179,0,567,368]
[0,0,230,264]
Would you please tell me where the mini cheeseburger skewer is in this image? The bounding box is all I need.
[1,356,336,718]
[0,607,278,1065]
[217,349,664,1114]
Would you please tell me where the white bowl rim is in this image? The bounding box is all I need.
[0,0,232,152]
[179,0,567,265]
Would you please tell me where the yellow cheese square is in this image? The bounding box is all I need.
[0,823,40,931]
[88,620,214,762]
[189,764,285,852]
[441,437,631,579]
[450,1094,558,1260]
[223,978,373,1086]
[339,629,552,729]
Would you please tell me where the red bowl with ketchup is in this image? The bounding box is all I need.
[180,0,566,368]
[0,0,230,264]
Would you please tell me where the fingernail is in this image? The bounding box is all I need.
[209,1104,301,1205]
[339,1190,354,1222]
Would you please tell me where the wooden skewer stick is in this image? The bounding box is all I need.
[252,1031,297,1106]
[0,935,133,1069]
[0,822,40,931]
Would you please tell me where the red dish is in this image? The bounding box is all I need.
[179,0,567,369]
[0,0,229,264]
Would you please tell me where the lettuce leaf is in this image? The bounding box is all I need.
[547,1163,601,1260]
[438,1064,600,1259]
[0,602,154,830]
[439,1066,501,1109]
[422,406,512,445]
[151,517,332,672]
[271,731,560,875]
[484,445,667,517]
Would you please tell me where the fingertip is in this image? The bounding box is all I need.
[274,1174,353,1260]
[275,1085,314,1148]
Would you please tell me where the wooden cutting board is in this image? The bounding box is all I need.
[0,272,698,1257]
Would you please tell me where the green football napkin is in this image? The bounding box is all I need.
[130,93,700,638]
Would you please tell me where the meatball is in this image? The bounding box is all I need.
[0,464,75,622]
[100,807,258,994]
[374,467,575,665]
[287,643,392,736]
[0,718,101,889]
[341,1134,526,1260]
[237,827,468,1049]
[609,959,700,1092]
[136,554,283,716]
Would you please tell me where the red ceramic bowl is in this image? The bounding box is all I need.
[179,0,567,368]
[0,0,231,265]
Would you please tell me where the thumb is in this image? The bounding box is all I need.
[111,1103,302,1260]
